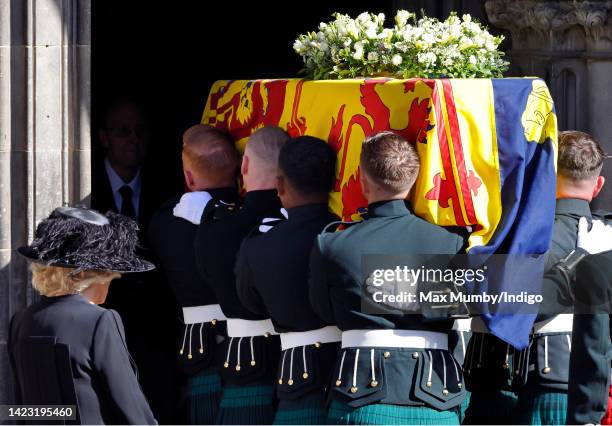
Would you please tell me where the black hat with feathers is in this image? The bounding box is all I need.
[18,207,154,273]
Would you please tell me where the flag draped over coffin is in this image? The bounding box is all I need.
[202,78,558,349]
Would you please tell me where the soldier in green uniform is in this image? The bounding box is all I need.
[512,130,609,425]
[464,131,609,424]
[310,131,468,425]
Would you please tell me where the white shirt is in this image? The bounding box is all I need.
[104,157,142,220]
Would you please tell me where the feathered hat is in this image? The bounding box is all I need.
[18,206,154,273]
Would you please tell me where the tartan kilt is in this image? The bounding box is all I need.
[514,389,567,425]
[463,389,518,424]
[185,367,222,425]
[459,392,471,424]
[273,390,327,425]
[216,380,276,425]
[327,400,460,425]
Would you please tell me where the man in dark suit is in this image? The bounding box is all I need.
[92,99,178,423]
[309,131,468,425]
[92,99,163,228]
[148,124,239,424]
[235,136,340,424]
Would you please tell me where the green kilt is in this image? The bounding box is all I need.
[514,389,567,425]
[273,391,327,425]
[186,367,222,424]
[327,400,460,425]
[216,380,276,425]
[463,389,518,424]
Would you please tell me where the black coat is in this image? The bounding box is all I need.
[8,294,156,425]
[236,203,338,332]
[194,189,283,320]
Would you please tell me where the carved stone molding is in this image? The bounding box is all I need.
[485,0,612,51]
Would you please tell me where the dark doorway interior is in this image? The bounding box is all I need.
[92,1,395,199]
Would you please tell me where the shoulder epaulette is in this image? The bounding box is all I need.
[201,199,237,223]
[246,208,288,238]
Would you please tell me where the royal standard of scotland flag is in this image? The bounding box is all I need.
[202,78,558,349]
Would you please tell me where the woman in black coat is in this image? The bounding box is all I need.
[8,207,157,425]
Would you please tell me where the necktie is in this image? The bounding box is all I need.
[119,185,136,219]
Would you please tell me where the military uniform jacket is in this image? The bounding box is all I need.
[464,199,599,393]
[309,199,467,410]
[236,203,340,400]
[8,295,156,425]
[148,187,237,375]
[194,189,284,385]
[236,203,338,332]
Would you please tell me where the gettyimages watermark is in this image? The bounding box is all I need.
[359,253,590,317]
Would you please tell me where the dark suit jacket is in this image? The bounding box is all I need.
[90,160,166,236]
[567,250,612,425]
[8,294,156,425]
[91,160,182,423]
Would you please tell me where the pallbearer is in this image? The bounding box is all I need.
[194,127,289,425]
[148,125,239,424]
[236,136,341,424]
[513,131,609,425]
[310,131,468,425]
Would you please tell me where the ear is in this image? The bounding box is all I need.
[359,167,370,199]
[592,175,605,199]
[276,174,286,197]
[184,170,196,191]
[99,129,109,149]
[241,154,249,177]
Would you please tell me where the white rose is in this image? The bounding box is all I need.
[444,58,454,66]
[469,55,477,65]
[319,22,328,30]
[485,40,495,51]
[392,54,403,66]
[366,26,378,39]
[356,12,370,24]
[462,14,472,23]
[395,10,411,28]
[422,33,436,44]
[347,21,359,38]
[293,39,305,53]
[368,51,379,62]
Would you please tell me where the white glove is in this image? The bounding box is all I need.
[172,191,212,225]
[577,217,612,254]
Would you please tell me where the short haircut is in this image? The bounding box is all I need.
[558,130,605,181]
[246,127,289,166]
[278,136,337,195]
[31,264,118,297]
[182,124,239,182]
[360,131,420,193]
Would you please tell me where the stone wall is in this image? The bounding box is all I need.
[486,0,612,211]
[0,0,90,407]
